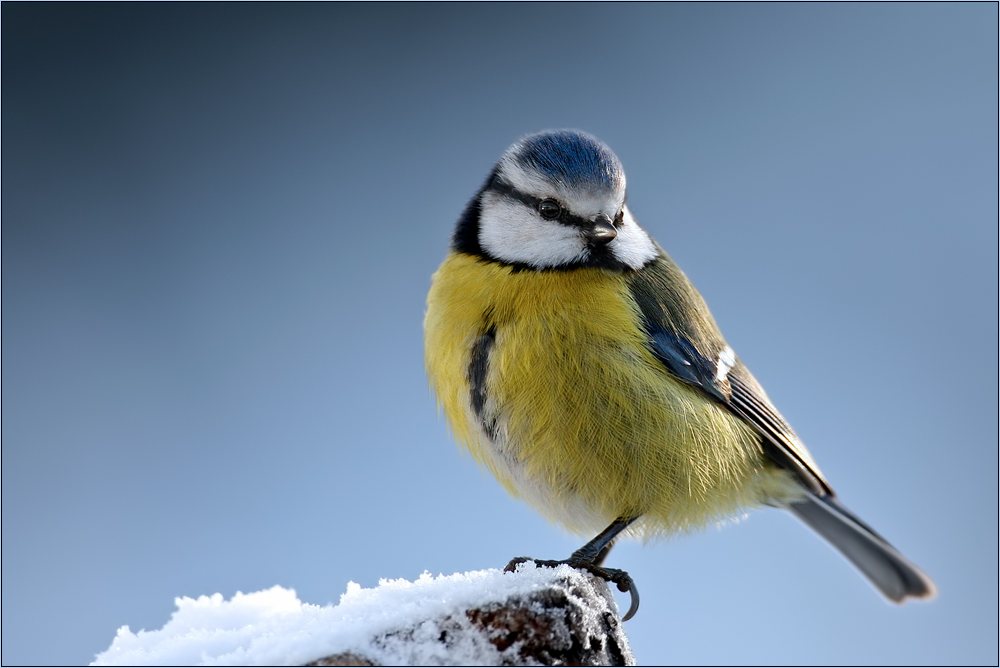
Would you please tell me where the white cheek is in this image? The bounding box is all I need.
[610,207,659,269]
[478,196,588,268]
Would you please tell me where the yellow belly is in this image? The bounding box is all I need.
[425,252,801,536]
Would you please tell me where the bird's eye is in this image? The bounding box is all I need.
[538,199,562,220]
[614,209,624,226]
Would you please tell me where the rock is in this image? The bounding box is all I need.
[306,570,634,666]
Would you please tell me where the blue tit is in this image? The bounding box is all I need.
[424,129,935,620]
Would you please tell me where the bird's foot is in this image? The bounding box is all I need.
[504,556,640,621]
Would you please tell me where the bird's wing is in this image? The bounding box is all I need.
[724,363,832,496]
[627,254,833,497]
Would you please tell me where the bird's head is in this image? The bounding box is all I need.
[455,130,658,271]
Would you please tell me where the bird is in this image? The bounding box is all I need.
[423,129,935,620]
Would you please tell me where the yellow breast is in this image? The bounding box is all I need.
[425,252,800,536]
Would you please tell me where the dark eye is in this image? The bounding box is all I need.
[538,199,562,220]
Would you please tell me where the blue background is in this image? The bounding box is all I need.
[3,4,996,665]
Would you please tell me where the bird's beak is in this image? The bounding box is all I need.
[585,214,618,246]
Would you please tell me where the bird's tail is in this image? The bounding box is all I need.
[788,492,936,602]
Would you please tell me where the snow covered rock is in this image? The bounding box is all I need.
[92,564,635,666]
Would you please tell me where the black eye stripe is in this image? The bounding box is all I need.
[490,179,548,211]
[490,179,619,229]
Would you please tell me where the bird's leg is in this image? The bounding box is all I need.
[592,538,616,567]
[504,517,641,620]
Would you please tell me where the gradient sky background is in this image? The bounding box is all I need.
[2,4,996,665]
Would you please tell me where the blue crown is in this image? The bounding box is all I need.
[512,130,624,191]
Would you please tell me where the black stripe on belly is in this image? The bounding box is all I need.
[468,324,497,438]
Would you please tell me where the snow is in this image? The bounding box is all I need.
[92,564,617,666]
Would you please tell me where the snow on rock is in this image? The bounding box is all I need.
[91,564,634,666]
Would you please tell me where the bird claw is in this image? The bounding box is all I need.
[587,564,640,621]
[503,556,537,573]
[615,574,641,621]
[503,556,640,621]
